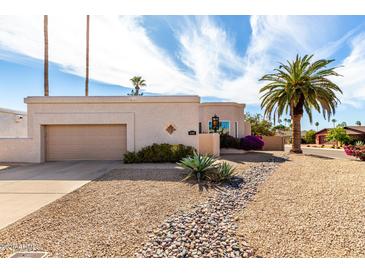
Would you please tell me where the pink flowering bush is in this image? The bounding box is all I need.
[344,145,365,161]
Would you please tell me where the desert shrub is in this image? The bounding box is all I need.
[124,143,195,163]
[220,132,240,148]
[239,135,264,150]
[212,162,237,183]
[178,152,217,182]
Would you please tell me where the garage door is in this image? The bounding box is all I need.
[46,125,127,161]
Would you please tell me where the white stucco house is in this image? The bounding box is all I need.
[0,96,251,163]
[0,107,27,138]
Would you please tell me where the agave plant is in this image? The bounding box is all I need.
[355,140,364,146]
[214,162,237,183]
[178,152,217,183]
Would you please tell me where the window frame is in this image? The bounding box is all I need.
[208,120,230,134]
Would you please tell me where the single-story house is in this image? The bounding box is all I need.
[0,96,251,163]
[0,107,27,137]
[315,126,365,144]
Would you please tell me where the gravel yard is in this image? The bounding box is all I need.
[0,152,289,258]
[0,168,215,257]
[236,154,365,258]
[136,161,281,258]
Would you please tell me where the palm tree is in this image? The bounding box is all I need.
[332,118,337,128]
[259,54,342,153]
[44,15,49,96]
[356,120,362,126]
[315,121,319,131]
[129,76,146,96]
[85,15,90,96]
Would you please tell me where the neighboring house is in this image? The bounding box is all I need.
[315,126,365,144]
[0,96,251,163]
[0,107,27,137]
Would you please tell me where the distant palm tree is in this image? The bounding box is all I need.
[339,121,347,127]
[44,15,49,96]
[356,120,362,126]
[260,54,342,153]
[129,76,146,96]
[283,118,288,126]
[332,118,337,128]
[315,121,319,131]
[85,15,90,96]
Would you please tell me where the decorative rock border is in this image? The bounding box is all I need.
[135,160,283,258]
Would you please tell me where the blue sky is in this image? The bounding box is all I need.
[0,15,365,130]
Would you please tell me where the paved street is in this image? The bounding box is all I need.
[284,145,352,159]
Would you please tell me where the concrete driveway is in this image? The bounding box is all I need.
[0,161,121,230]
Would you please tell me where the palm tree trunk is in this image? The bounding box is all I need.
[290,114,303,153]
[44,15,49,96]
[85,15,90,96]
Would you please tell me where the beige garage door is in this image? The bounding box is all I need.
[46,125,127,161]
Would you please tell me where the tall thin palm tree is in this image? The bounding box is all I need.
[129,76,146,96]
[259,54,342,153]
[332,118,337,128]
[85,15,90,96]
[44,15,49,96]
[315,121,319,131]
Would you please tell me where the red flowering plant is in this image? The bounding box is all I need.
[344,145,365,161]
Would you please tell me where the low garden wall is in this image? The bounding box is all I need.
[199,133,220,156]
[262,136,284,151]
[0,138,37,162]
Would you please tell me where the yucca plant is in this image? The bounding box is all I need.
[178,152,217,183]
[214,162,237,183]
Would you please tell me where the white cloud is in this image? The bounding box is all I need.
[0,15,364,108]
[0,15,195,94]
[336,32,365,107]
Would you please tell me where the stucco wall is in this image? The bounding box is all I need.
[0,138,36,162]
[262,136,284,151]
[198,133,220,156]
[199,103,247,138]
[0,110,27,137]
[1,96,199,163]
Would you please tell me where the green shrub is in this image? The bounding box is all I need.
[178,152,217,183]
[304,130,316,144]
[123,151,140,163]
[123,143,195,163]
[326,127,351,147]
[220,132,240,148]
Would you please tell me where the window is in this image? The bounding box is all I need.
[208,120,230,134]
[199,122,202,133]
[234,121,238,138]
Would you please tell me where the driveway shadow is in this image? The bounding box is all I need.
[0,161,122,181]
[220,151,288,164]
